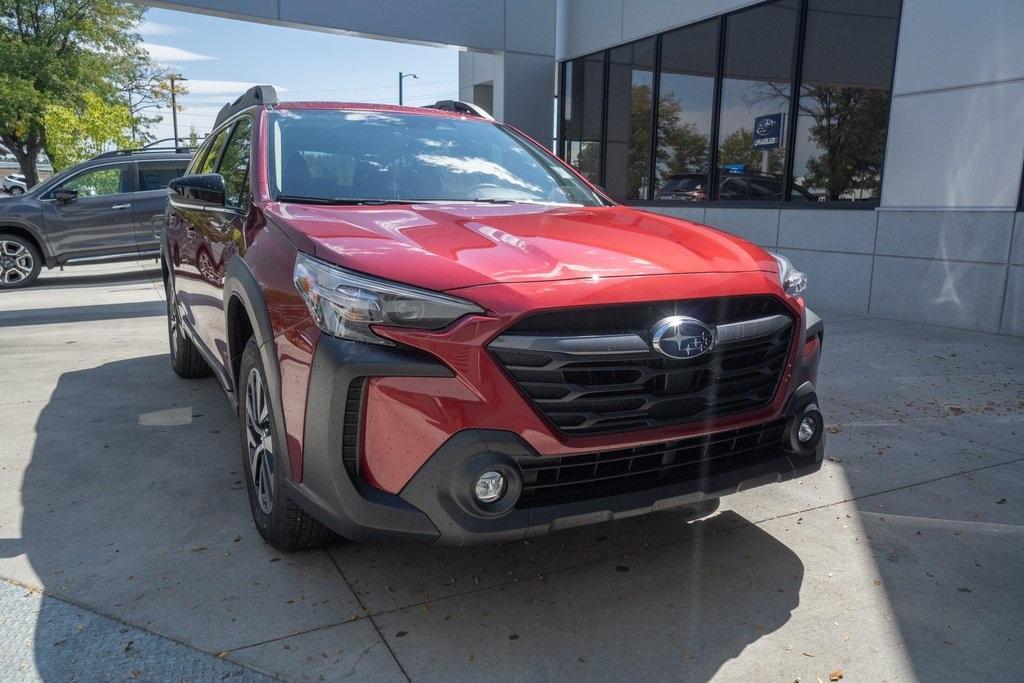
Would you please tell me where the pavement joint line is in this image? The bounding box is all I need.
[325,547,413,682]
[0,575,282,681]
[221,451,1024,654]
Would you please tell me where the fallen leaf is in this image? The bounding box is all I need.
[828,670,843,681]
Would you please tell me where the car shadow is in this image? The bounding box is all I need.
[0,301,165,327]
[3,353,806,680]
[33,267,160,289]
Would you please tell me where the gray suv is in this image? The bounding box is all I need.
[0,147,191,288]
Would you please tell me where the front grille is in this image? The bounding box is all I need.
[342,378,366,477]
[489,296,794,436]
[516,419,788,508]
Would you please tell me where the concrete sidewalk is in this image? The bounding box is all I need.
[1,260,1022,681]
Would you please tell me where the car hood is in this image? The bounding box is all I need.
[265,202,775,292]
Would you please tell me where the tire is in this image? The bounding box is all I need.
[165,276,213,378]
[0,233,42,289]
[9,187,24,196]
[238,337,333,551]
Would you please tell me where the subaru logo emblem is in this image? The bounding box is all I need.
[651,316,716,359]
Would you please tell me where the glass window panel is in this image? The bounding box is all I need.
[218,118,252,211]
[138,162,189,191]
[560,54,604,183]
[790,0,900,201]
[198,128,230,175]
[59,166,126,197]
[605,37,656,200]
[655,19,718,201]
[716,0,798,201]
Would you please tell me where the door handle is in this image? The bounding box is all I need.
[112,203,131,210]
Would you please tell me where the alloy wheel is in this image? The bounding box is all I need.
[245,367,275,515]
[0,240,34,284]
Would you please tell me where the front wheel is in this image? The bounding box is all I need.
[0,234,42,289]
[238,337,333,551]
[8,187,24,196]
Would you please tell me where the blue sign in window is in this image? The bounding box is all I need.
[752,113,783,150]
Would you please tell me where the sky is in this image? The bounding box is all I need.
[139,8,460,143]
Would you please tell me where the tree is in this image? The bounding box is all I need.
[43,92,133,171]
[112,51,186,145]
[0,0,144,187]
[718,128,783,174]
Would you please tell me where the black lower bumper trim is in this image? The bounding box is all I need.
[293,332,825,546]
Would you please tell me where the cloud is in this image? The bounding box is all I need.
[142,43,214,62]
[138,21,184,36]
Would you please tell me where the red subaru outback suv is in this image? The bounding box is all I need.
[163,86,824,549]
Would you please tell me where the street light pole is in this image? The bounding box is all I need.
[398,72,418,106]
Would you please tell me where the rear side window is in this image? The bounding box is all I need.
[217,118,252,211]
[138,162,189,191]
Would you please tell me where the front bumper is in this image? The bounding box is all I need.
[287,308,826,545]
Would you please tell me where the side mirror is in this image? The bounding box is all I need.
[53,189,78,203]
[168,174,226,210]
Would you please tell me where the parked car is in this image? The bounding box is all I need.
[164,87,825,550]
[656,169,820,201]
[3,173,27,195]
[0,147,191,287]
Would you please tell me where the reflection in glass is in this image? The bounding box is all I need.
[605,38,656,200]
[715,0,798,201]
[654,20,718,201]
[561,54,605,183]
[790,0,899,201]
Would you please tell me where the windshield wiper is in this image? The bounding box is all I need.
[275,195,419,206]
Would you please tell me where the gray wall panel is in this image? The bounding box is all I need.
[643,206,707,224]
[1001,266,1024,335]
[780,249,873,315]
[869,256,1007,331]
[1012,213,1024,266]
[880,81,1024,210]
[875,211,1015,264]
[278,0,506,50]
[893,0,1024,95]
[506,0,557,55]
[778,210,877,254]
[703,208,779,248]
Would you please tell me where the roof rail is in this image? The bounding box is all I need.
[425,100,494,120]
[214,85,279,129]
[93,143,195,160]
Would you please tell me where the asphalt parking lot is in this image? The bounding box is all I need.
[1,259,1022,681]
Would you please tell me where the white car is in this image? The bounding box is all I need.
[2,174,27,195]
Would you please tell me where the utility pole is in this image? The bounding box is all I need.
[398,72,418,106]
[169,76,181,143]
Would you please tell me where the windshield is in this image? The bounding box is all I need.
[268,109,605,206]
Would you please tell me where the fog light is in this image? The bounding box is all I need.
[798,416,818,444]
[474,471,506,503]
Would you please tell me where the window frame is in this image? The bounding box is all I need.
[556,0,903,210]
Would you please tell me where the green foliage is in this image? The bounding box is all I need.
[0,0,146,185]
[43,92,133,170]
[718,128,783,174]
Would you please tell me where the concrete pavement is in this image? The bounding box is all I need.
[1,259,1022,681]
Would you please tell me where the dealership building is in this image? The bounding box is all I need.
[149,0,1023,335]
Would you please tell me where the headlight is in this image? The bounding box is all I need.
[293,252,484,344]
[771,253,807,297]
